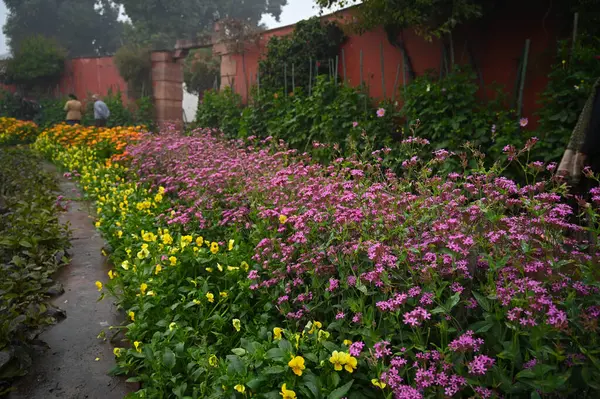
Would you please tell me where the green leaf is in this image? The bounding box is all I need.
[327,380,354,399]
[172,382,187,398]
[472,291,491,312]
[226,355,246,375]
[263,366,286,374]
[231,348,246,356]
[19,239,32,248]
[163,348,176,369]
[265,348,285,359]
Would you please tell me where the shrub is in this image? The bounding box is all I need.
[0,147,70,394]
[401,67,522,163]
[3,35,66,91]
[535,37,600,162]
[195,87,243,137]
[258,17,345,94]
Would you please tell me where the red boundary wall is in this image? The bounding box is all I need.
[1,56,129,103]
[217,1,561,130]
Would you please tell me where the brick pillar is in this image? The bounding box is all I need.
[151,51,183,130]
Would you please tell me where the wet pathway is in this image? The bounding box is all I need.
[10,164,135,399]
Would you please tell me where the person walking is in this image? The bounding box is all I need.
[92,94,110,127]
[64,94,83,125]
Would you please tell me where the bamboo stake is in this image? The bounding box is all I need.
[380,42,386,98]
[517,39,531,119]
[284,63,287,94]
[309,58,313,96]
[292,63,295,91]
[392,63,401,102]
[570,12,579,64]
[335,55,339,85]
[360,49,364,86]
[342,49,347,84]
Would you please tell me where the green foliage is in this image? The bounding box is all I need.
[115,0,287,49]
[535,38,600,162]
[401,67,522,164]
[316,0,483,40]
[259,18,345,94]
[195,88,243,137]
[197,77,398,164]
[4,35,67,91]
[3,0,123,57]
[114,44,153,99]
[0,91,41,121]
[183,49,221,97]
[0,147,70,394]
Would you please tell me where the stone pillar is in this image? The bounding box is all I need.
[151,51,183,130]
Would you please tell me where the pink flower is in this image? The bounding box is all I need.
[467,355,495,375]
[520,117,529,127]
[349,341,364,356]
[376,108,386,118]
[352,121,359,128]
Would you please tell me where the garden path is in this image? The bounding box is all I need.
[9,164,135,399]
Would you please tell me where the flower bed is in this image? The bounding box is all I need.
[0,147,70,394]
[0,117,38,145]
[35,125,600,399]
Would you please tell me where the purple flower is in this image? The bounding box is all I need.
[349,341,364,357]
[467,355,495,375]
[376,108,386,118]
[247,270,259,279]
[335,311,345,320]
[373,340,392,359]
[448,331,484,353]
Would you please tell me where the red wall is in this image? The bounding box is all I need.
[57,57,129,103]
[221,1,560,130]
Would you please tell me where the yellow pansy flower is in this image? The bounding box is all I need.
[134,341,142,353]
[232,319,241,332]
[158,186,165,195]
[288,356,306,376]
[128,311,135,321]
[140,283,148,295]
[113,347,123,357]
[162,233,173,245]
[155,264,162,274]
[206,292,215,303]
[372,379,386,389]
[205,267,213,273]
[228,239,234,251]
[217,263,223,272]
[273,327,283,340]
[210,242,219,254]
[280,384,297,399]
[345,355,358,373]
[234,385,245,393]
[121,260,130,270]
[108,270,116,280]
[169,256,177,266]
[343,340,352,346]
[95,281,103,291]
[241,261,249,271]
[219,291,228,298]
[209,355,218,367]
[169,322,177,331]
[195,236,204,247]
[329,351,346,371]
[279,215,288,224]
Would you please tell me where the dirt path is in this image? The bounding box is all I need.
[10,164,135,399]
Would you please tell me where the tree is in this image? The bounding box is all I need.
[316,0,483,40]
[114,0,289,49]
[114,44,153,99]
[3,0,124,57]
[4,35,67,92]
[183,49,220,97]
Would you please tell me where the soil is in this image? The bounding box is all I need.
[9,164,136,399]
